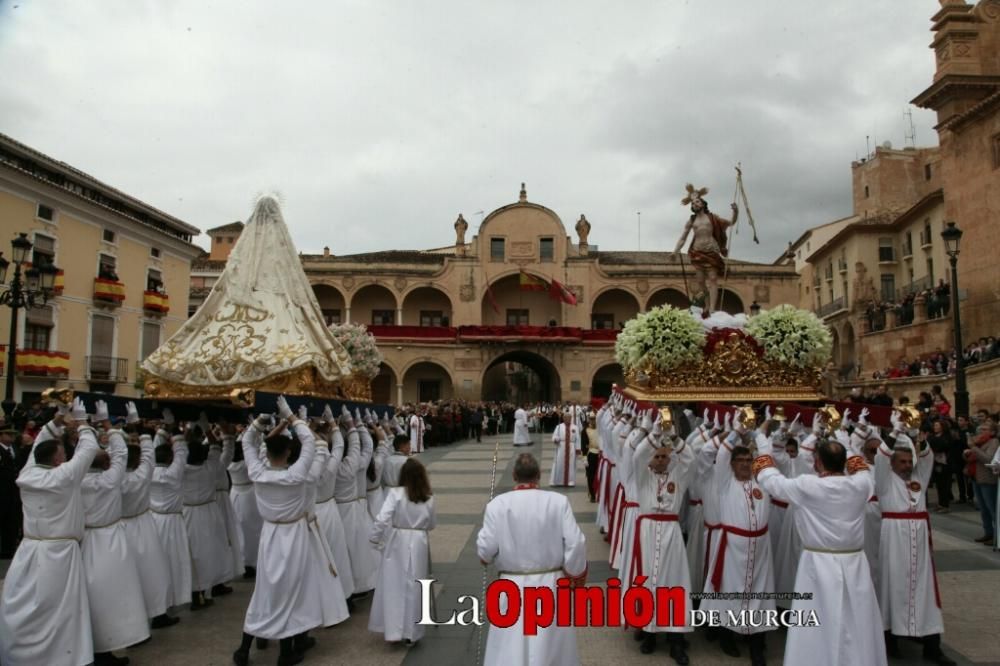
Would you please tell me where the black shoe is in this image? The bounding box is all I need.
[212,583,234,596]
[243,566,256,580]
[346,597,356,612]
[633,629,646,642]
[257,637,269,650]
[94,653,130,666]
[639,633,656,654]
[669,639,690,665]
[277,653,303,666]
[293,636,316,654]
[151,614,180,629]
[923,651,957,666]
[232,648,249,666]
[886,632,901,658]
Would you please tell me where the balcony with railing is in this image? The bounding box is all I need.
[366,324,619,345]
[901,239,913,259]
[86,356,129,383]
[838,259,848,273]
[817,297,845,319]
[143,290,170,315]
[824,266,834,281]
[878,246,896,264]
[897,275,934,301]
[0,345,70,377]
[94,278,126,306]
[920,229,933,249]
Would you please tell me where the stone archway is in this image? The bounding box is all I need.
[312,284,345,326]
[401,287,453,326]
[481,350,561,404]
[350,283,399,326]
[590,363,624,399]
[481,273,561,326]
[646,287,691,311]
[590,288,640,329]
[716,289,744,315]
[372,362,398,405]
[401,361,454,403]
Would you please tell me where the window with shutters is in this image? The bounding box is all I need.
[141,322,160,360]
[147,268,163,293]
[89,314,115,378]
[24,305,54,351]
[32,234,55,267]
[36,204,55,221]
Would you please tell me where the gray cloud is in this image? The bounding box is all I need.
[0,0,941,262]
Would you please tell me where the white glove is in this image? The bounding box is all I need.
[833,428,851,448]
[298,404,308,421]
[764,405,772,422]
[276,395,294,420]
[755,432,773,456]
[71,397,88,422]
[93,400,109,423]
[703,408,710,424]
[812,413,824,435]
[162,408,175,426]
[56,400,71,418]
[125,401,140,425]
[322,404,334,423]
[723,412,732,432]
[859,407,870,426]
[713,411,721,431]
[841,407,852,429]
[733,409,748,434]
[354,408,362,423]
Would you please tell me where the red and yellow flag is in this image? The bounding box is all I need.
[519,270,548,292]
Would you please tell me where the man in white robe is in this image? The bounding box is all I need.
[684,410,717,590]
[875,422,954,665]
[614,411,654,585]
[628,413,694,661]
[0,403,96,666]
[477,453,587,666]
[408,411,425,454]
[337,407,380,595]
[700,409,775,664]
[182,429,233,607]
[382,432,411,488]
[228,429,262,579]
[149,419,192,610]
[594,402,614,532]
[549,410,581,487]
[120,402,178,629]
[754,430,886,666]
[513,406,532,446]
[847,408,884,588]
[215,428,243,587]
[81,403,149,664]
[314,410,355,600]
[233,397,328,665]
[771,416,820,600]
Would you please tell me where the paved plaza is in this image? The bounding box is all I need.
[4,432,997,665]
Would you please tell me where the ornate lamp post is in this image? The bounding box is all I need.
[749,301,761,317]
[0,233,59,419]
[940,221,968,418]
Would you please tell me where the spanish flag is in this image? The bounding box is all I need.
[519,270,548,292]
[550,278,578,306]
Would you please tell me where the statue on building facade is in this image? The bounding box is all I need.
[454,213,468,246]
[575,214,591,247]
[671,183,738,313]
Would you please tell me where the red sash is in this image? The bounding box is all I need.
[611,501,639,561]
[607,483,625,546]
[688,499,703,506]
[770,498,789,509]
[869,495,879,503]
[880,511,941,608]
[703,521,721,582]
[600,460,616,519]
[630,513,680,579]
[710,523,769,592]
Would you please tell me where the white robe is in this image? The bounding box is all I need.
[336,426,380,593]
[121,434,171,618]
[149,435,192,607]
[228,459,262,569]
[607,419,631,569]
[381,452,408,489]
[409,415,425,453]
[513,408,532,446]
[684,427,712,589]
[772,440,816,597]
[477,488,587,666]
[303,440,350,627]
[216,437,243,581]
[756,448,886,666]
[315,429,354,599]
[594,407,613,531]
[875,440,943,637]
[365,437,391,518]
[182,443,233,592]
[700,432,776,634]
[629,436,695,632]
[368,488,436,642]
[241,421,327,638]
[614,425,647,586]
[548,422,580,487]
[0,423,99,666]
[81,431,150,652]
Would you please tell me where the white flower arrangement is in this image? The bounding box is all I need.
[328,323,383,379]
[614,305,706,371]
[745,304,833,369]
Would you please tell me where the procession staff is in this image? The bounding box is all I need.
[753,431,886,666]
[700,409,775,665]
[149,411,193,610]
[228,428,262,579]
[875,416,954,666]
[234,396,326,666]
[314,407,355,600]
[628,413,695,663]
[477,453,587,666]
[0,401,98,666]
[549,409,581,487]
[81,400,149,665]
[513,405,532,446]
[120,401,179,629]
[368,457,436,644]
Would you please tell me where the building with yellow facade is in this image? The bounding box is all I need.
[0,132,202,406]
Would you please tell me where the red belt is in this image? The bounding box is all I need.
[880,511,940,608]
[611,501,640,559]
[688,499,703,506]
[630,513,680,579]
[869,495,878,502]
[607,484,625,551]
[710,523,769,592]
[771,498,789,509]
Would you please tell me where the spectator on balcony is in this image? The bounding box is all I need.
[887,360,911,379]
[934,280,950,317]
[98,263,119,282]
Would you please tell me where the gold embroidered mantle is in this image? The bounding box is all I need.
[144,368,372,403]
[623,331,824,402]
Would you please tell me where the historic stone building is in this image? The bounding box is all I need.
[194,184,798,405]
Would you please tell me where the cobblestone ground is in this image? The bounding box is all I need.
[3,432,997,665]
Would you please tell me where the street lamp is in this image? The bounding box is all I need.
[0,233,60,420]
[940,221,968,418]
[749,301,761,317]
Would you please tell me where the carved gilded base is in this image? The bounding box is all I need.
[144,366,374,404]
[623,332,825,403]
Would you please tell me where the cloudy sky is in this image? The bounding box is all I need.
[0,0,942,262]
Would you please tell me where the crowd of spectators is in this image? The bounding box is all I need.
[863,279,952,331]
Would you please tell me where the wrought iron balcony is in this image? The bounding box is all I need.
[86,355,128,383]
